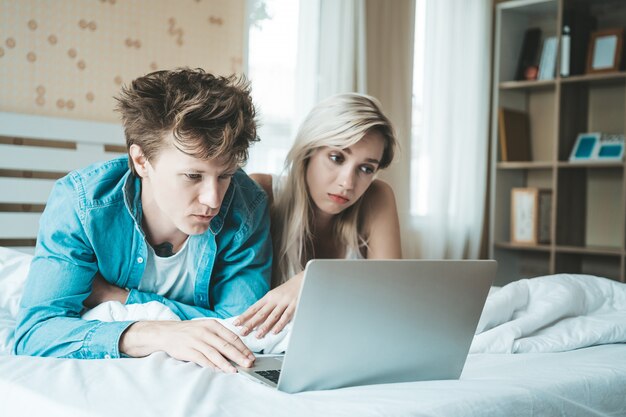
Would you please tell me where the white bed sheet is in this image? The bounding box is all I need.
[2,345,625,417]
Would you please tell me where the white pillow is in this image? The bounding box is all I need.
[0,247,33,355]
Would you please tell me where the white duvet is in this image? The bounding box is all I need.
[1,247,626,356]
[471,273,626,353]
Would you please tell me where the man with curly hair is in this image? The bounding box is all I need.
[14,68,271,373]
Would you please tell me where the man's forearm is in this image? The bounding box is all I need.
[14,313,133,359]
[84,275,130,308]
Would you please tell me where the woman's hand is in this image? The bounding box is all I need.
[234,272,304,338]
[84,274,129,308]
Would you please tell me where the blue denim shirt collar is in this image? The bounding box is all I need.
[122,173,144,234]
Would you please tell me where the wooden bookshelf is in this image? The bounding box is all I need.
[500,80,555,90]
[557,161,624,169]
[495,241,552,252]
[499,79,557,90]
[489,0,626,285]
[560,71,626,85]
[497,161,554,169]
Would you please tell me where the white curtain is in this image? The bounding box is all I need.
[294,0,366,126]
[316,0,367,100]
[414,0,492,259]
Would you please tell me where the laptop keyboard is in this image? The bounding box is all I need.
[255,370,281,384]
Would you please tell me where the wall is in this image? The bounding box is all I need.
[0,0,245,122]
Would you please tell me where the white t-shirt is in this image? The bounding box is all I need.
[138,236,197,304]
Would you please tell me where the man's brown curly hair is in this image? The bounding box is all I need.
[115,68,258,175]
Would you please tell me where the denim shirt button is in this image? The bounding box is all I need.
[104,354,111,359]
[136,257,144,264]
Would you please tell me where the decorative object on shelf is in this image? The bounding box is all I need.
[524,65,538,81]
[596,134,625,162]
[511,188,552,245]
[586,28,624,74]
[515,28,542,81]
[563,10,595,76]
[569,133,625,162]
[538,35,558,80]
[498,108,531,162]
[569,132,601,162]
[560,25,571,77]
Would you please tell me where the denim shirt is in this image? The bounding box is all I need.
[13,156,272,359]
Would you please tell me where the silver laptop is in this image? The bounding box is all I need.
[237,259,496,393]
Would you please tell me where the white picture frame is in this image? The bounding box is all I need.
[510,188,552,245]
[596,135,625,162]
[511,189,536,244]
[569,132,601,162]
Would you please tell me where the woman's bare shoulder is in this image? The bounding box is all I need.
[360,179,399,226]
[360,179,402,258]
[249,173,274,201]
[362,179,396,206]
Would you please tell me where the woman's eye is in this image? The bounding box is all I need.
[184,173,202,181]
[329,153,344,163]
[360,165,375,174]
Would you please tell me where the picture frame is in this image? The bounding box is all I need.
[586,28,623,74]
[511,188,552,245]
[569,132,601,162]
[596,134,625,162]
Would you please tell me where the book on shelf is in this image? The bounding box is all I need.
[498,108,531,162]
[538,36,558,80]
[515,28,542,81]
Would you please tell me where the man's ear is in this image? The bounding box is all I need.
[129,144,149,178]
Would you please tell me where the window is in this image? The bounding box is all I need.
[245,0,299,175]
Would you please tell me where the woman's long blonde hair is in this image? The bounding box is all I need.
[272,93,397,286]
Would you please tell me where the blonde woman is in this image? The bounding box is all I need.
[235,93,402,338]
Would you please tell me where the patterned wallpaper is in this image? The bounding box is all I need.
[0,0,245,122]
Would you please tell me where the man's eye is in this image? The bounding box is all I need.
[219,173,234,181]
[184,173,202,180]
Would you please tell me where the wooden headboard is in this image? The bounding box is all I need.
[0,112,126,252]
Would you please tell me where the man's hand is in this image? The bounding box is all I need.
[84,274,129,308]
[119,320,256,373]
[233,272,304,338]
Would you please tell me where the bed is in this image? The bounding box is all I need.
[1,111,626,417]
